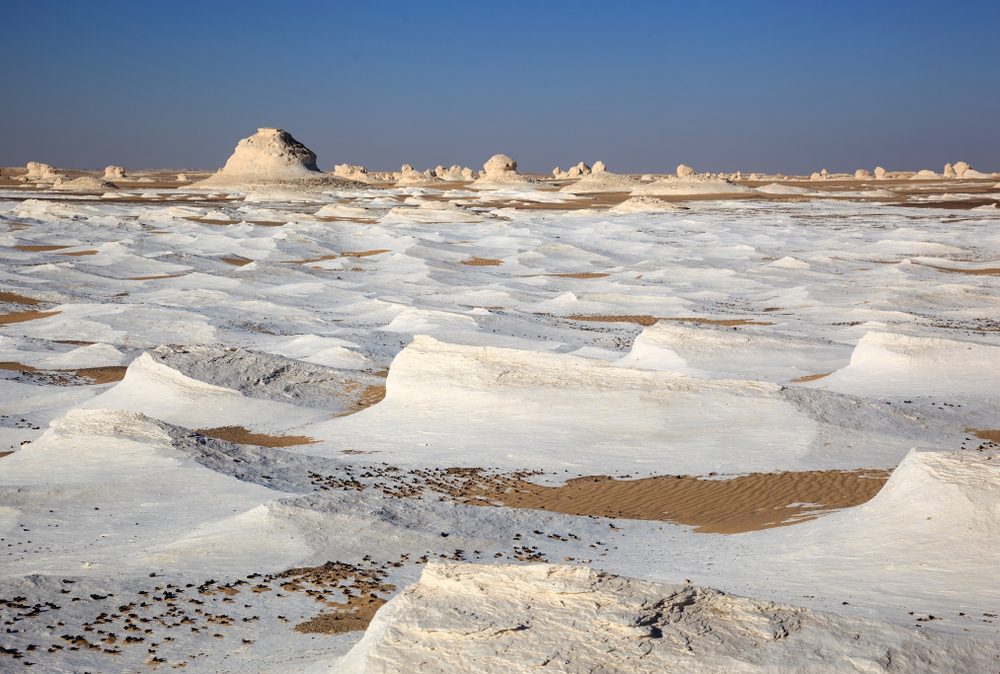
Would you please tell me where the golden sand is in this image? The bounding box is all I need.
[0,291,42,306]
[0,361,125,384]
[483,469,890,534]
[461,257,503,266]
[791,372,832,383]
[13,245,68,252]
[568,315,773,327]
[195,426,316,447]
[0,309,61,325]
[341,249,390,258]
[547,272,610,279]
[220,256,253,266]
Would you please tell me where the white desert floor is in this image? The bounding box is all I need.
[1,179,999,672]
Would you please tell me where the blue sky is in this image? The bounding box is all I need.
[3,1,998,173]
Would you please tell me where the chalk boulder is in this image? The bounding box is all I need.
[676,163,695,178]
[874,166,887,180]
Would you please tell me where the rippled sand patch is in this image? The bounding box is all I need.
[220,256,253,266]
[968,429,1000,443]
[547,272,609,279]
[341,249,390,258]
[195,425,317,447]
[13,245,68,252]
[461,257,503,266]
[925,263,1000,276]
[0,361,126,385]
[126,274,188,281]
[0,309,61,325]
[792,372,832,383]
[568,314,773,327]
[0,291,42,306]
[486,469,890,534]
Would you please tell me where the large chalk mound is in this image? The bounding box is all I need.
[337,563,999,673]
[191,127,364,189]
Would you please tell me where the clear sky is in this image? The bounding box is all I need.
[3,1,998,173]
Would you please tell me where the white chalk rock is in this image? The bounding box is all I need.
[560,163,639,194]
[51,176,117,191]
[22,161,64,183]
[334,164,375,183]
[910,169,939,180]
[953,161,971,177]
[472,153,531,186]
[854,168,871,179]
[176,173,188,182]
[395,164,440,186]
[943,163,957,179]
[191,128,360,189]
[809,172,823,181]
[609,195,686,213]
[103,165,127,180]
[337,562,1000,674]
[874,166,887,179]
[676,163,695,178]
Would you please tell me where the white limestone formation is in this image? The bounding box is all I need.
[103,165,127,180]
[191,127,362,189]
[337,562,1000,674]
[676,163,695,178]
[472,153,531,187]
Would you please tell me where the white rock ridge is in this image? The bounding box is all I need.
[337,563,1000,673]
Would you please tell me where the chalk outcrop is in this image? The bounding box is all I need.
[334,164,376,184]
[394,164,441,186]
[472,153,532,187]
[20,162,64,184]
[632,174,752,197]
[676,163,695,178]
[433,165,474,182]
[103,165,127,180]
[609,195,687,213]
[337,563,1000,674]
[191,128,363,189]
[560,161,639,194]
[874,166,888,180]
[52,176,117,191]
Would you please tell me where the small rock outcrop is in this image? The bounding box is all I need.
[676,163,695,178]
[20,162,64,184]
[873,166,888,180]
[103,165,127,180]
[472,154,531,187]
